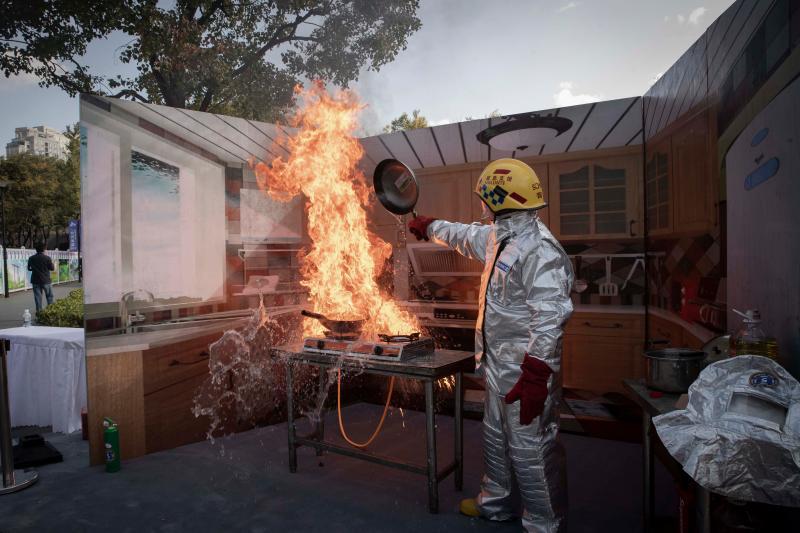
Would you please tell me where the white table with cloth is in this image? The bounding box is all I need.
[1,326,86,434]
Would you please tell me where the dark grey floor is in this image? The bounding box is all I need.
[3,403,676,532]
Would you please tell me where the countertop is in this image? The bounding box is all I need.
[420,304,715,343]
[87,305,303,356]
[622,379,685,417]
[86,318,249,356]
[648,306,715,344]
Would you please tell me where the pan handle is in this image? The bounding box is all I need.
[301,309,326,320]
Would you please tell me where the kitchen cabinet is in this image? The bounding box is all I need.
[645,138,672,235]
[88,330,227,465]
[144,372,211,453]
[562,312,644,394]
[645,110,718,238]
[143,333,219,453]
[415,168,474,223]
[548,155,641,241]
[647,312,709,350]
[672,113,716,234]
[648,314,685,347]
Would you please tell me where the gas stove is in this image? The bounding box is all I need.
[302,332,435,362]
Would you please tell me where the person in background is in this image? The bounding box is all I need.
[408,159,574,533]
[27,242,55,313]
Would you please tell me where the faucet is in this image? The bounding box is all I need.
[119,289,155,333]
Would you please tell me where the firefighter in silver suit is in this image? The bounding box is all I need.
[408,158,574,532]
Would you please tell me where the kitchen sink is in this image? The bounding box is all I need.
[131,317,244,333]
[86,316,246,338]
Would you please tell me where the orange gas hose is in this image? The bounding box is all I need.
[337,369,394,448]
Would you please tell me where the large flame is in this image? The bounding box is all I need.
[252,83,418,337]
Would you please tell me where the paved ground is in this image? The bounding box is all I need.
[3,403,678,533]
[0,282,81,329]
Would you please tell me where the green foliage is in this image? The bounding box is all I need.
[383,109,428,133]
[0,129,80,248]
[36,288,84,328]
[1,1,422,122]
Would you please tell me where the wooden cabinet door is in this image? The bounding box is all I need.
[145,372,212,453]
[416,169,473,223]
[648,315,685,348]
[143,333,220,395]
[549,155,640,240]
[672,113,715,234]
[645,137,673,236]
[548,160,591,239]
[562,334,644,394]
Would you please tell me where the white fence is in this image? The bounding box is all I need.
[1,248,80,293]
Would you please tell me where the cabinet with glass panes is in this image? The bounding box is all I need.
[645,138,672,235]
[548,154,641,241]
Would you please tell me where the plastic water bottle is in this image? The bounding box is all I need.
[22,309,32,327]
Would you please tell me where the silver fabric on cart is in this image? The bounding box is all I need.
[428,210,573,532]
[654,355,800,507]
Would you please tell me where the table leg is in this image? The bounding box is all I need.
[695,485,711,533]
[424,379,438,513]
[454,371,463,491]
[315,368,326,457]
[286,361,297,473]
[642,412,654,532]
[0,338,38,494]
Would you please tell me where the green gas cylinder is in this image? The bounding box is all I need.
[103,417,121,473]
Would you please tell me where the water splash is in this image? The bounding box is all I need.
[192,294,457,447]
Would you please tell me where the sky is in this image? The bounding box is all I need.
[0,0,735,140]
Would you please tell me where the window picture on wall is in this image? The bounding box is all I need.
[131,150,182,298]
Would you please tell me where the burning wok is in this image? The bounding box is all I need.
[300,310,365,336]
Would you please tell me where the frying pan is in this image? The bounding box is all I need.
[301,310,365,335]
[373,159,419,216]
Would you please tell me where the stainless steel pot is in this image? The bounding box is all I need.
[643,348,707,393]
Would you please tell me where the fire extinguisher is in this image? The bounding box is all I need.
[103,417,121,473]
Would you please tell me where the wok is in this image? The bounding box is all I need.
[373,158,419,216]
[301,310,365,335]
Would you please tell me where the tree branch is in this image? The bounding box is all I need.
[197,0,226,25]
[231,9,320,78]
[148,54,175,106]
[198,84,214,111]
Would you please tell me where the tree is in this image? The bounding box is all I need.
[0,126,80,249]
[383,109,428,133]
[1,1,422,122]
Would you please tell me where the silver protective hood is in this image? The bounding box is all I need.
[428,210,574,532]
[653,355,800,507]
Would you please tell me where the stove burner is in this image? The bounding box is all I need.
[377,332,420,343]
[323,330,360,341]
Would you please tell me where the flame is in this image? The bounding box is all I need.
[252,82,418,337]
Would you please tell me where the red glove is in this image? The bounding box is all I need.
[504,355,553,425]
[408,216,437,241]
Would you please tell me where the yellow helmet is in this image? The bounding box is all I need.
[475,158,546,213]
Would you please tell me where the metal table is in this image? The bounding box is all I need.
[274,345,474,513]
[623,379,710,533]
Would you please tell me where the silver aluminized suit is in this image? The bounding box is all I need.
[427,210,573,533]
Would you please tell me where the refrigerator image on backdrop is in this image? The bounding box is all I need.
[726,75,800,375]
